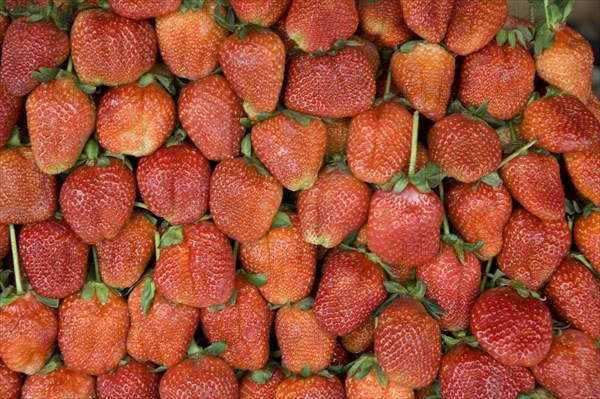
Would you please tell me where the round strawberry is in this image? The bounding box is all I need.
[275,375,345,399]
[21,367,95,399]
[96,359,160,399]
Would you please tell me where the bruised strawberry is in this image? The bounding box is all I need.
[21,367,95,399]
[345,363,414,399]
[564,147,600,206]
[325,118,351,156]
[399,0,454,43]
[239,365,285,399]
[96,359,159,399]
[275,375,345,399]
[108,0,181,19]
[231,0,291,28]
[0,360,22,399]
[358,0,412,48]
[0,81,23,149]
[341,319,374,354]
[574,211,600,271]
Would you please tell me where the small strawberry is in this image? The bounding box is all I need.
[564,146,600,206]
[108,0,181,19]
[21,367,95,399]
[96,359,159,399]
[399,0,454,43]
[275,375,345,399]
[0,81,23,149]
[231,0,291,28]
[574,211,600,271]
[345,355,414,399]
[0,360,22,399]
[341,319,374,354]
[239,364,285,399]
[324,118,351,156]
[357,0,412,48]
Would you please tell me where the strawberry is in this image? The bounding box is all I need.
[284,46,376,118]
[97,81,175,157]
[285,0,358,53]
[26,75,96,174]
[446,182,512,260]
[520,94,600,153]
[0,360,22,399]
[19,219,89,299]
[374,296,441,389]
[21,367,95,399]
[298,168,371,248]
[439,344,535,399]
[209,157,283,243]
[324,119,350,156]
[497,208,570,291]
[231,0,291,28]
[252,114,327,191]
[331,342,351,367]
[0,14,8,46]
[275,375,345,399]
[444,0,508,56]
[347,101,413,185]
[96,212,156,289]
[137,143,211,226]
[545,257,600,340]
[240,212,317,305]
[0,81,23,149]
[345,358,414,399]
[60,158,136,244]
[96,359,160,399]
[239,365,285,399]
[178,75,246,161]
[219,29,285,120]
[564,146,600,206]
[399,0,454,43]
[0,147,57,225]
[71,9,157,86]
[156,3,228,80]
[531,329,600,399]
[401,142,429,174]
[275,299,337,374]
[0,225,9,261]
[428,114,502,183]
[459,41,536,120]
[0,18,69,96]
[470,286,553,367]
[587,92,600,121]
[351,35,381,75]
[390,42,455,122]
[357,0,412,48]
[341,319,374,354]
[108,0,181,19]
[574,211,600,271]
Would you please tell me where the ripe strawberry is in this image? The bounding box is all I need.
[325,118,350,156]
[374,296,441,389]
[298,168,371,248]
[0,14,8,46]
[499,151,565,221]
[564,146,600,206]
[275,300,337,374]
[285,0,358,53]
[252,114,327,190]
[284,46,376,118]
[459,42,535,120]
[0,225,9,261]
[399,0,454,43]
[356,0,412,48]
[156,3,227,80]
[21,367,95,399]
[351,35,381,75]
[275,375,345,399]
[574,211,600,271]
[71,9,157,86]
[0,81,23,149]
[444,0,508,56]
[219,30,285,120]
[60,158,136,244]
[497,208,570,291]
[0,360,22,399]
[470,286,553,367]
[439,344,535,399]
[345,363,414,399]
[19,219,89,299]
[531,329,600,399]
[390,42,455,122]
[428,114,502,183]
[341,319,374,354]
[209,157,283,243]
[231,0,291,28]
[178,75,246,161]
[0,292,57,375]
[239,365,285,399]
[97,81,175,157]
[137,143,211,226]
[587,92,600,121]
[0,147,57,225]
[545,257,600,340]
[108,0,181,19]
[401,142,430,174]
[96,359,160,399]
[0,18,69,96]
[520,94,600,153]
[331,342,351,367]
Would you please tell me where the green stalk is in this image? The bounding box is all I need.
[408,111,420,178]
[92,245,101,282]
[439,183,450,236]
[543,0,550,27]
[384,68,392,95]
[480,258,494,292]
[154,231,161,261]
[497,138,538,169]
[66,56,73,73]
[134,202,149,210]
[508,121,517,142]
[9,225,23,295]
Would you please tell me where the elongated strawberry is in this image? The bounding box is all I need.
[341,319,374,354]
[275,375,345,399]
[564,146,600,206]
[0,81,23,149]
[108,0,181,19]
[96,359,159,399]
[574,211,600,271]
[240,365,285,399]
[231,0,290,28]
[399,0,453,43]
[345,356,414,399]
[0,360,22,399]
[21,367,95,399]
[356,0,412,48]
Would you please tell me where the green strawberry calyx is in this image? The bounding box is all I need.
[345,354,388,388]
[186,339,227,359]
[375,279,446,321]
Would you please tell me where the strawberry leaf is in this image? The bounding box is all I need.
[300,365,311,378]
[250,366,275,385]
[140,277,156,317]
[480,172,503,187]
[151,365,168,373]
[32,292,59,308]
[204,341,227,357]
[297,296,314,311]
[271,211,292,229]
[160,225,184,249]
[81,282,96,302]
[374,362,388,388]
[95,283,109,305]
[31,68,60,82]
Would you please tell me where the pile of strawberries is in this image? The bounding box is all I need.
[0,0,599,398]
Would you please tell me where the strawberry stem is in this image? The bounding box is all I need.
[154,231,161,261]
[438,183,450,236]
[8,225,23,295]
[134,202,149,210]
[497,138,538,169]
[384,68,392,96]
[480,258,494,292]
[92,245,101,282]
[66,56,73,73]
[543,0,550,27]
[408,111,420,178]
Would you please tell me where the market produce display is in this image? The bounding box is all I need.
[1,0,600,398]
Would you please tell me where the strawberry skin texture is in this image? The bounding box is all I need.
[159,356,239,399]
[564,146,600,206]
[0,15,8,46]
[71,9,157,86]
[26,78,96,174]
[239,367,285,399]
[209,157,283,243]
[459,42,535,120]
[470,286,553,367]
[531,329,600,399]
[275,375,345,399]
[19,219,89,299]
[96,359,159,399]
[497,208,570,291]
[231,0,291,28]
[341,319,374,354]
[439,344,535,399]
[0,147,57,225]
[346,367,414,399]
[60,159,136,244]
[324,119,351,156]
[352,35,381,76]
[108,0,181,19]
[374,296,441,389]
[0,361,22,399]
[0,225,9,262]
[357,0,412,48]
[574,212,600,271]
[97,81,175,157]
[399,0,454,44]
[428,114,502,183]
[137,143,211,226]
[0,81,23,149]
[0,293,57,375]
[127,281,200,367]
[178,75,246,161]
[521,94,600,153]
[0,18,69,96]
[21,367,95,399]
[285,47,376,118]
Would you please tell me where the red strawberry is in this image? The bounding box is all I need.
[60,158,136,244]
[239,365,285,399]
[209,157,283,243]
[574,211,600,271]
[401,141,430,175]
[345,358,414,399]
[357,0,412,48]
[285,0,358,53]
[21,367,95,399]
[0,360,22,399]
[231,0,291,28]
[0,18,69,96]
[324,118,350,156]
[298,168,371,248]
[399,0,454,43]
[470,286,553,367]
[71,9,156,86]
[0,81,23,149]
[275,375,345,399]
[219,29,285,120]
[156,3,228,80]
[0,14,8,46]
[96,359,159,399]
[284,46,376,118]
[497,208,570,291]
[178,75,246,161]
[428,114,502,183]
[587,92,600,121]
[351,36,381,76]
[341,319,374,354]
[0,225,9,261]
[439,344,535,399]
[390,42,455,122]
[331,342,351,367]
[564,146,600,206]
[108,0,181,19]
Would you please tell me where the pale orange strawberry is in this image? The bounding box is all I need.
[357,0,413,48]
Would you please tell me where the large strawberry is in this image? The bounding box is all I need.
[356,0,412,48]
[275,375,345,399]
[239,365,285,399]
[231,0,291,28]
[0,81,23,149]
[96,359,160,399]
[574,211,600,271]
[564,146,600,206]
[399,0,454,43]
[345,357,414,399]
[108,0,181,19]
[21,367,95,399]
[341,319,374,354]
[0,360,22,399]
